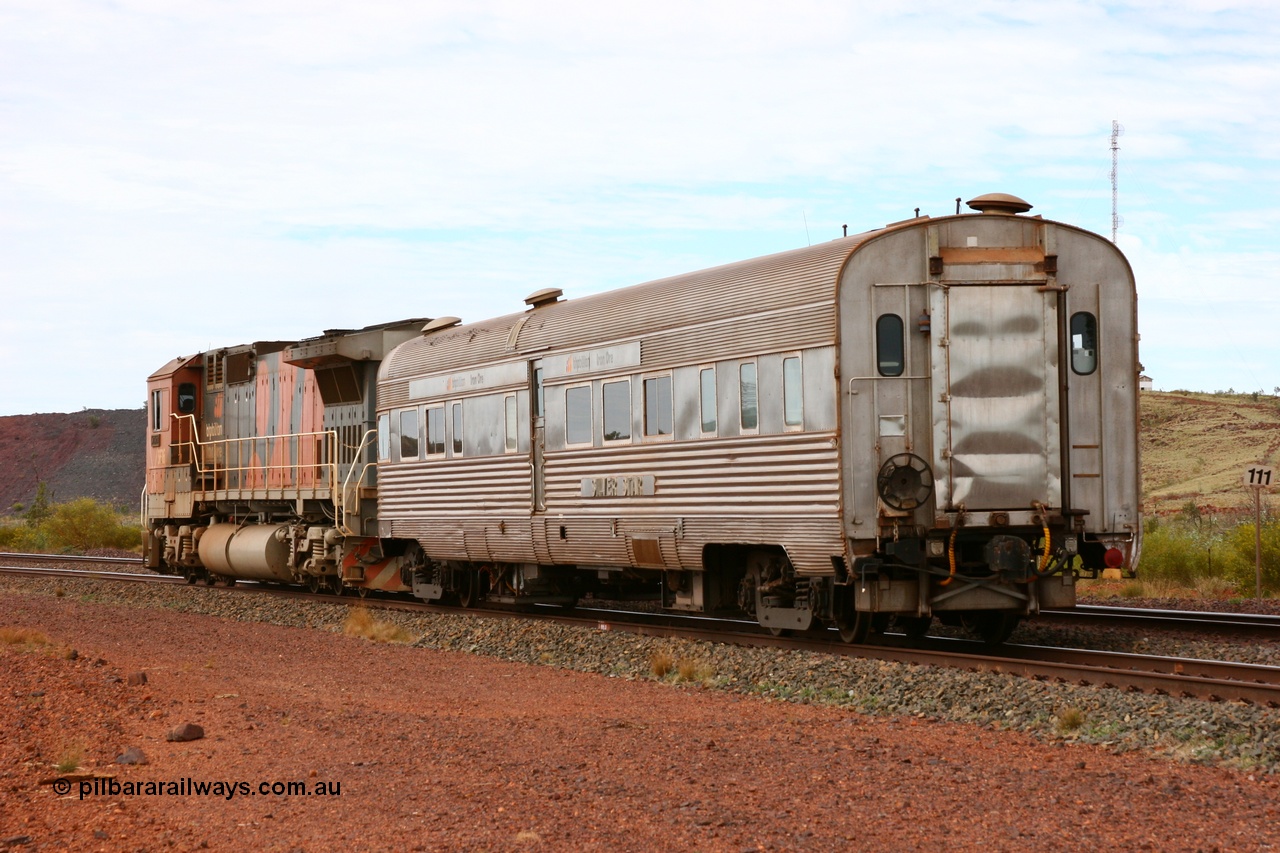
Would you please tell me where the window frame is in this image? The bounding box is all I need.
[564,383,593,447]
[377,412,390,461]
[151,389,163,432]
[642,373,674,440]
[425,405,446,456]
[1070,311,1099,376]
[450,402,464,457]
[504,394,519,453]
[602,379,632,444]
[876,313,905,377]
[782,354,803,430]
[399,407,420,461]
[739,361,759,433]
[698,366,717,436]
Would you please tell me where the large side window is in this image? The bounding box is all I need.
[1070,312,1098,375]
[151,389,163,431]
[876,314,905,377]
[566,385,592,445]
[740,362,758,431]
[603,380,631,441]
[426,407,445,455]
[177,383,197,414]
[399,409,419,460]
[644,375,673,437]
[699,368,717,434]
[782,356,803,429]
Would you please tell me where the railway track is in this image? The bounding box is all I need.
[5,557,1279,707]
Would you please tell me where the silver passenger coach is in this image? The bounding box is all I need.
[374,193,1140,643]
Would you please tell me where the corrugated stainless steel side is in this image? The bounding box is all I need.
[378,235,871,403]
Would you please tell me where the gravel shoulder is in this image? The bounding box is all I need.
[3,580,1280,852]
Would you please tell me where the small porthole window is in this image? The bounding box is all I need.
[1070,312,1098,375]
[876,314,905,377]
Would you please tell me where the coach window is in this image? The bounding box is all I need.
[426,406,445,455]
[400,409,419,460]
[451,403,464,456]
[699,368,717,434]
[177,383,197,414]
[377,413,390,461]
[876,314,905,377]
[783,356,803,429]
[566,385,592,445]
[740,362,759,431]
[603,380,631,442]
[1070,312,1098,375]
[505,395,519,452]
[644,375,673,437]
[151,390,163,431]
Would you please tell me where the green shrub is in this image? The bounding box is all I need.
[1222,519,1280,595]
[0,498,141,554]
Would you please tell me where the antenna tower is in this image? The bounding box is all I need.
[1110,120,1124,243]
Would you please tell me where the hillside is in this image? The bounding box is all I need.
[0,393,1274,521]
[0,409,145,513]
[1140,391,1280,518]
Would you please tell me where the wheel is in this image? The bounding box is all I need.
[836,610,872,644]
[963,612,1021,645]
[223,578,237,588]
[306,575,322,594]
[356,585,370,599]
[457,568,480,609]
[767,625,791,638]
[184,569,198,585]
[329,577,344,596]
[204,573,217,587]
[894,615,932,639]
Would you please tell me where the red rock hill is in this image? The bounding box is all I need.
[0,409,145,513]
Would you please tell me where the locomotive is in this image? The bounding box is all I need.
[143,193,1140,643]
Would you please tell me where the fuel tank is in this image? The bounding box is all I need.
[197,523,294,582]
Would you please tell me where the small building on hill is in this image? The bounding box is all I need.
[1139,375,1153,391]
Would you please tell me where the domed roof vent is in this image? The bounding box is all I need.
[524,287,564,309]
[966,193,1032,215]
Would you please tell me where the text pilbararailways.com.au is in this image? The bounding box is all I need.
[52,777,342,800]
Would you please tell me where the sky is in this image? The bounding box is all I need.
[2,0,1278,416]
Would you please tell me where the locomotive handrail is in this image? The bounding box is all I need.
[337,429,379,537]
[164,413,342,511]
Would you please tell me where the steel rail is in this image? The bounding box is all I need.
[6,563,1280,705]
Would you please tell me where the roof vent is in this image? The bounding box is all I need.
[421,316,461,335]
[524,287,563,309]
[966,193,1032,215]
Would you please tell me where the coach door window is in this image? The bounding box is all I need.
[699,368,717,435]
[782,356,803,429]
[876,314,905,377]
[505,395,519,452]
[1070,312,1098,375]
[603,380,631,442]
[399,409,419,460]
[644,375,673,437]
[566,385,592,446]
[451,403,464,456]
[377,413,390,460]
[740,362,759,431]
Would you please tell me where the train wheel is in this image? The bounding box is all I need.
[306,576,322,594]
[329,577,344,596]
[457,569,480,609]
[356,585,370,599]
[184,569,198,585]
[767,625,791,638]
[963,612,1020,645]
[203,574,217,587]
[836,611,872,644]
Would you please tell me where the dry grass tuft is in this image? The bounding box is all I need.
[1055,707,1085,734]
[0,627,51,648]
[55,744,84,774]
[1193,575,1239,599]
[515,830,542,844]
[675,658,715,685]
[649,649,675,678]
[342,607,415,644]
